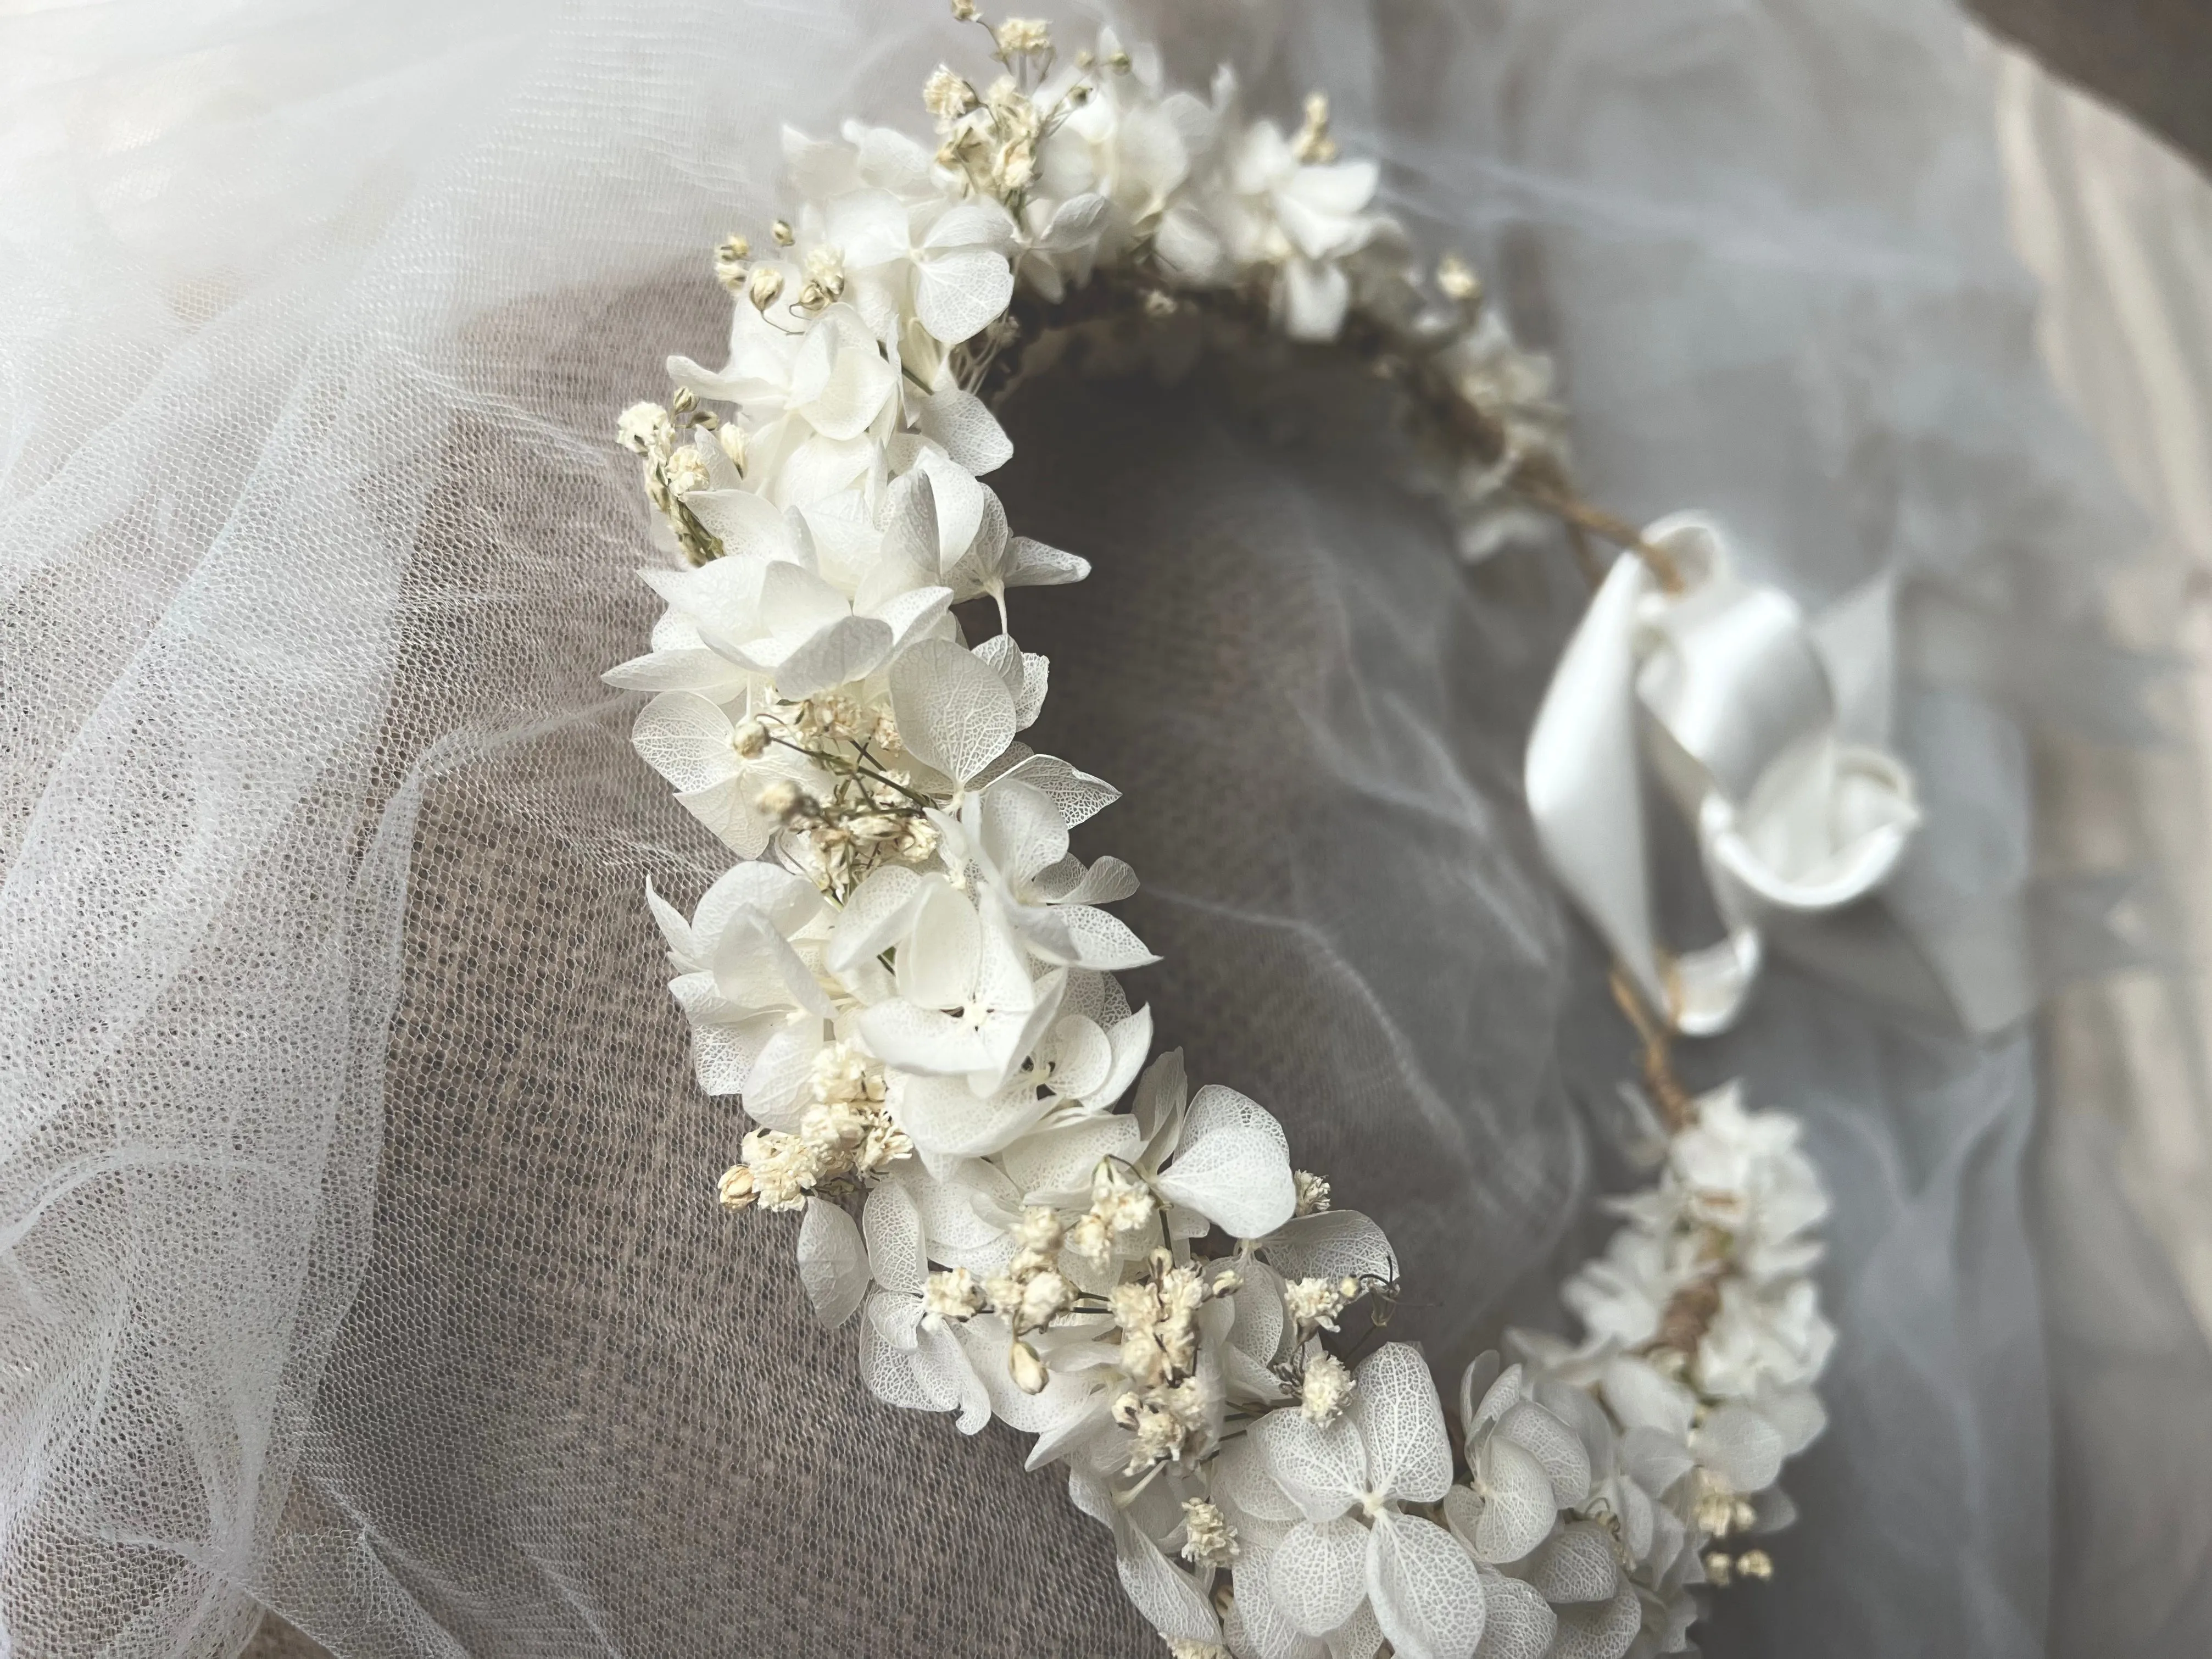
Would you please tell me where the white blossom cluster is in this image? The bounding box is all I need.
[608,14,1832,1657]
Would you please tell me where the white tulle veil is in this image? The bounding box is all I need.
[4,1,2208,1656]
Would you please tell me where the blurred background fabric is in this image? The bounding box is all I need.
[4,1,2211,1658]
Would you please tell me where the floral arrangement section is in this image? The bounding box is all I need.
[608,14,1835,1658]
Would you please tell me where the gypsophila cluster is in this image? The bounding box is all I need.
[610,14,1835,1657]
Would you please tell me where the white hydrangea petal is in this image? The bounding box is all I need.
[915,452,990,567]
[865,583,955,653]
[1599,1356,1695,1441]
[973,777,1070,887]
[795,1198,868,1328]
[1052,855,1141,905]
[1261,1210,1398,1285]
[1156,1085,1296,1239]
[1054,904,1159,971]
[1153,200,1227,281]
[673,986,766,1099]
[1132,1048,1189,1160]
[1547,1584,1640,1659]
[1496,1400,1592,1508]
[1085,1003,1152,1110]
[1225,1259,1288,1371]
[1182,1084,1289,1159]
[605,644,749,694]
[1756,1383,1829,1454]
[859,1292,938,1411]
[1465,1360,1519,1437]
[824,864,923,977]
[1023,1390,1115,1471]
[1211,1435,1305,1527]
[1269,1517,1370,1637]
[695,860,827,940]
[1249,1405,1366,1522]
[631,691,739,793]
[998,1111,1143,1198]
[915,244,1015,343]
[772,613,893,697]
[924,199,1017,254]
[682,488,793,559]
[755,555,848,635]
[912,1321,992,1434]
[643,876,696,965]
[823,185,910,264]
[1524,1521,1619,1605]
[1111,1508,1222,1643]
[995,752,1120,825]
[1230,1555,1327,1659]
[675,775,778,857]
[1279,257,1350,342]
[802,334,897,441]
[1469,1568,1555,1659]
[892,875,981,1009]
[1612,1476,1654,1563]
[888,638,1018,784]
[1692,1401,1787,1495]
[881,465,943,570]
[861,1179,927,1294]
[711,910,832,1019]
[1468,1435,1557,1565]
[894,1070,1054,1161]
[916,386,1013,474]
[1003,535,1091,587]
[884,1160,1019,1262]
[1047,1015,1113,1099]
[1617,1426,1695,1497]
[1155,1133,1295,1240]
[1349,1344,1454,1506]
[1032,190,1109,250]
[1325,1601,1384,1659]
[737,1020,818,1126]
[1365,1509,1487,1659]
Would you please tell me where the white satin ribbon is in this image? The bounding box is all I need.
[1526,513,1921,1035]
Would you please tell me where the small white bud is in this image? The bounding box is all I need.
[1009,1339,1049,1394]
[732,718,769,760]
[770,218,794,247]
[716,422,749,474]
[1294,91,1338,164]
[716,1164,756,1211]
[1436,252,1481,304]
[747,265,785,313]
[756,779,802,819]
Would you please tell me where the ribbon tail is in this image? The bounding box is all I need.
[1527,553,1668,1016]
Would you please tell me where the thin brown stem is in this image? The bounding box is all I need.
[1608,966,1697,1134]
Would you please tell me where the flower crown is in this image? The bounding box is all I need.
[608,14,1915,1658]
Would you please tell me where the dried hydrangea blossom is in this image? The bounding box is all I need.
[605,9,1842,1655]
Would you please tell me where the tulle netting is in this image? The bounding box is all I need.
[3,0,2209,1656]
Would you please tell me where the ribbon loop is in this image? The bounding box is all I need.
[1525,513,1921,1035]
